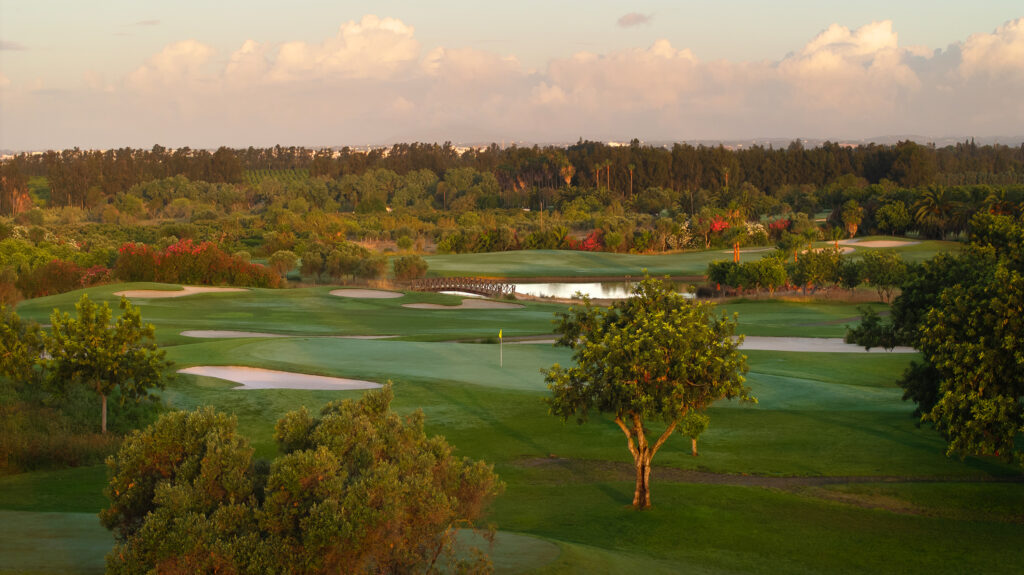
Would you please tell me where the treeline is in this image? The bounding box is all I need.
[4,139,1024,216]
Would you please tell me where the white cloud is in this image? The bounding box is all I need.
[126,39,214,91]
[266,14,419,82]
[778,21,920,112]
[959,17,1024,80]
[6,15,1024,149]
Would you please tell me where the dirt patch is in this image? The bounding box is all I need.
[178,366,381,391]
[115,286,248,298]
[739,336,916,353]
[329,289,404,299]
[403,298,524,310]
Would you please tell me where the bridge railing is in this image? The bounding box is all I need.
[409,277,516,297]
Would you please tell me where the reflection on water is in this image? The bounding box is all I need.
[514,282,694,300]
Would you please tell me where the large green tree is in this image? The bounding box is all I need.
[0,305,45,387]
[102,386,502,574]
[848,213,1024,464]
[545,277,751,509]
[45,295,170,434]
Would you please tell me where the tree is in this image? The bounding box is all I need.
[45,295,170,434]
[545,277,752,509]
[860,250,907,303]
[0,305,45,387]
[840,199,863,238]
[679,412,709,457]
[921,258,1023,464]
[875,202,912,236]
[102,386,503,573]
[846,213,1024,465]
[392,254,428,280]
[268,249,298,278]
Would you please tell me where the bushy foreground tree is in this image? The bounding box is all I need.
[545,277,752,509]
[46,295,170,434]
[848,213,1024,466]
[102,385,503,574]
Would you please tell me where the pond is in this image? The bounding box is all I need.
[513,282,695,300]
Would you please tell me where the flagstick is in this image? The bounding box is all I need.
[500,337,503,367]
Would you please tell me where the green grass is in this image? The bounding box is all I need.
[17,282,884,341]
[0,466,108,513]
[0,511,109,575]
[720,300,887,337]
[5,280,1024,574]
[16,283,565,344]
[423,240,960,279]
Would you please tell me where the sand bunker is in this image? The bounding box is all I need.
[181,331,397,339]
[182,330,286,338]
[329,289,403,299]
[403,298,524,310]
[179,366,381,390]
[841,239,920,248]
[804,246,855,255]
[115,286,248,298]
[513,336,915,353]
[739,336,916,353]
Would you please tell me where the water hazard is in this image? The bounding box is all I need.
[514,281,694,300]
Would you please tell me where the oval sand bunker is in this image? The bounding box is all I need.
[179,366,381,390]
[329,288,404,299]
[115,286,248,298]
[403,298,523,310]
[181,330,287,338]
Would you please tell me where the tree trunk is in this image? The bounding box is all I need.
[633,457,652,508]
[615,414,678,510]
[691,437,698,456]
[101,393,107,435]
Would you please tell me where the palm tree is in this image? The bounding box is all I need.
[914,186,959,239]
[627,163,636,200]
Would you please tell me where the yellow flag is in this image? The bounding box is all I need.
[499,329,502,339]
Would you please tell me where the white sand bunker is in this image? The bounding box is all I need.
[181,331,398,340]
[804,246,855,255]
[739,336,916,353]
[182,330,287,338]
[506,336,915,353]
[115,286,248,298]
[179,366,381,390]
[329,288,403,299]
[403,298,524,310]
[841,239,920,248]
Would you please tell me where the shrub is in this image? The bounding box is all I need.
[393,255,428,280]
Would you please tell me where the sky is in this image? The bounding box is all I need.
[1,1,1023,150]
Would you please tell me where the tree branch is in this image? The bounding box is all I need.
[614,417,639,460]
[650,419,680,458]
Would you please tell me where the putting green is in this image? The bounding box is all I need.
[169,337,571,393]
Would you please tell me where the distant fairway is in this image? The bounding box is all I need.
[423,240,960,278]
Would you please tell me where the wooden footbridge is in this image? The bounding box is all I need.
[409,277,516,298]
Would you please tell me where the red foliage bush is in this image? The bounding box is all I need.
[567,229,604,251]
[114,239,281,288]
[15,259,113,298]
